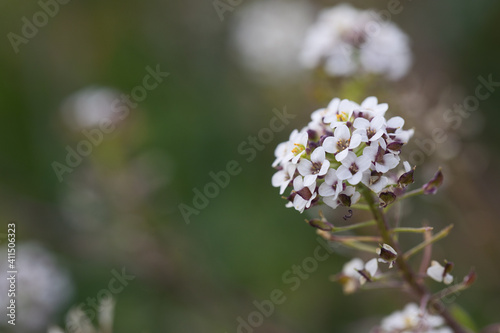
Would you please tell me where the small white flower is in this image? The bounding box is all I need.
[336,152,372,185]
[353,115,387,143]
[359,96,389,117]
[361,170,390,193]
[318,169,342,201]
[380,303,451,333]
[324,99,358,128]
[289,130,309,164]
[323,124,362,162]
[323,185,360,209]
[272,141,290,167]
[386,116,414,145]
[272,163,297,194]
[427,261,454,285]
[309,97,341,129]
[290,176,317,213]
[364,139,400,173]
[339,258,379,294]
[297,147,331,186]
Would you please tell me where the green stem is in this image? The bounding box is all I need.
[338,240,378,253]
[360,185,468,333]
[403,225,454,260]
[331,220,376,232]
[390,227,434,234]
[351,204,371,211]
[331,235,382,242]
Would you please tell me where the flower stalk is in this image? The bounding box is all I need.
[361,185,469,333]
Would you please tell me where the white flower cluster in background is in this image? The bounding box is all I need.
[272,96,414,213]
[0,242,73,331]
[378,303,452,333]
[300,3,412,80]
[230,0,314,84]
[61,86,121,131]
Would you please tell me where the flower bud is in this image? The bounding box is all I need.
[398,167,415,188]
[376,244,398,268]
[307,218,333,231]
[379,191,396,207]
[423,168,443,195]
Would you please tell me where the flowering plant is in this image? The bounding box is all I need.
[272,96,476,333]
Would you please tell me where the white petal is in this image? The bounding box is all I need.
[293,176,304,190]
[327,98,341,113]
[426,261,444,282]
[356,154,372,171]
[341,151,357,166]
[319,160,330,176]
[319,182,336,197]
[353,117,370,130]
[371,116,386,129]
[350,171,363,185]
[387,116,404,129]
[303,174,317,187]
[297,159,313,176]
[335,149,349,162]
[310,146,325,163]
[272,171,286,187]
[336,165,352,180]
[370,130,385,141]
[343,258,364,277]
[352,128,368,142]
[375,103,388,113]
[350,191,361,204]
[365,258,378,277]
[361,96,378,109]
[443,274,454,285]
[324,169,338,185]
[339,99,356,113]
[349,133,362,149]
[323,195,339,209]
[403,161,411,172]
[322,136,337,154]
[334,124,350,140]
[383,154,400,170]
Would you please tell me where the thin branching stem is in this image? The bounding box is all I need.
[360,184,468,333]
[403,225,454,260]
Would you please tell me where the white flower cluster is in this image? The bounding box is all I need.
[230,0,314,84]
[300,3,412,80]
[378,303,452,333]
[272,96,413,213]
[0,243,73,331]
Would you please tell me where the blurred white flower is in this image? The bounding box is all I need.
[230,0,314,84]
[379,303,452,333]
[61,86,121,131]
[338,257,378,294]
[300,3,412,80]
[0,242,73,331]
[427,260,454,285]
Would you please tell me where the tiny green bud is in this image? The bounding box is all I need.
[379,191,396,207]
[376,243,398,268]
[307,218,333,231]
[398,167,415,188]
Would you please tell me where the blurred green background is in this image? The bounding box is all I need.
[1,0,500,332]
